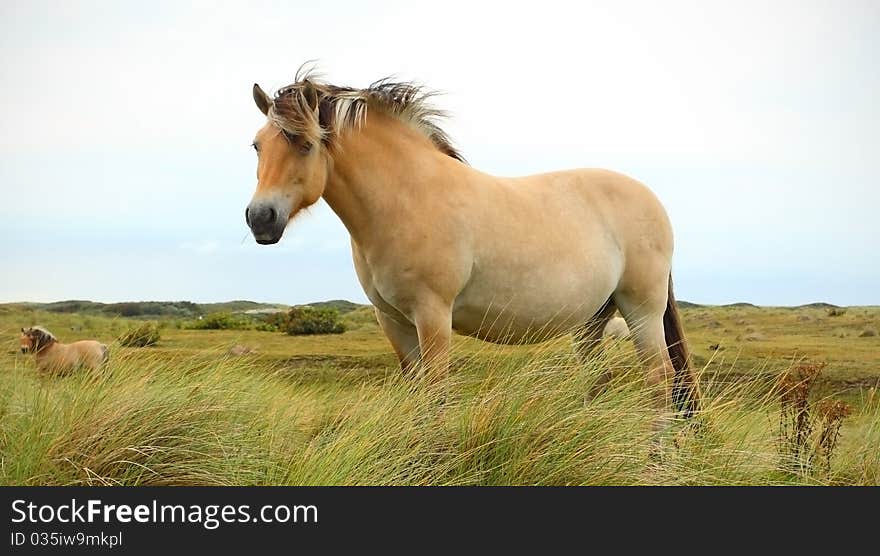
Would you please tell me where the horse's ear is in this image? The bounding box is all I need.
[253,83,271,116]
[301,80,319,112]
[21,327,25,333]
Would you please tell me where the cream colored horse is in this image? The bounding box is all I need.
[245,69,700,428]
[19,326,108,374]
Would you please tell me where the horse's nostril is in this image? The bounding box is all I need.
[246,205,278,229]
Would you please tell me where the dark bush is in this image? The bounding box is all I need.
[44,300,95,313]
[186,312,251,330]
[282,306,345,335]
[261,311,288,330]
[105,301,201,318]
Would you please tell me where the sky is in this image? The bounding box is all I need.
[1,0,878,306]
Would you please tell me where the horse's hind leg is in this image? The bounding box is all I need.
[375,309,420,374]
[573,299,617,397]
[613,293,675,437]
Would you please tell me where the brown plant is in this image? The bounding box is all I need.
[777,362,824,462]
[776,362,852,476]
[814,399,853,474]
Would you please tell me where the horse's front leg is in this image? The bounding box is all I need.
[375,308,421,374]
[413,300,453,381]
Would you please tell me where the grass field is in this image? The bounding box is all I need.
[1,303,878,485]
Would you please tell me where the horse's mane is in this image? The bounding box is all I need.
[24,326,57,350]
[268,65,465,163]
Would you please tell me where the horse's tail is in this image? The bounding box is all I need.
[664,274,700,418]
[100,344,110,365]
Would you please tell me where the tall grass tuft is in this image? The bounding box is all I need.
[0,350,278,485]
[118,322,161,347]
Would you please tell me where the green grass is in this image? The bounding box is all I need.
[0,304,877,485]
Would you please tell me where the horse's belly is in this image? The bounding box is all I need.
[451,260,620,344]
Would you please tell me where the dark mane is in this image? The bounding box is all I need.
[24,326,57,352]
[268,66,465,163]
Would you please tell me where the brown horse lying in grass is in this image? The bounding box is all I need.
[19,326,109,374]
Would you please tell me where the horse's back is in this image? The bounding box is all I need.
[476,167,673,259]
[508,168,671,231]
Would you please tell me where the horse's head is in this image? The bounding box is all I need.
[19,326,54,354]
[246,81,330,245]
[19,328,31,354]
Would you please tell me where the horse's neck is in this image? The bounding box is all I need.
[323,114,463,245]
[35,342,61,360]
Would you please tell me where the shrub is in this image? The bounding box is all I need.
[118,322,160,347]
[260,311,288,331]
[186,312,251,330]
[282,306,345,335]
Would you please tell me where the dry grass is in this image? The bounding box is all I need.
[0,304,877,485]
[1,342,878,486]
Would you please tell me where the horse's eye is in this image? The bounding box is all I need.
[251,142,259,152]
[299,141,312,155]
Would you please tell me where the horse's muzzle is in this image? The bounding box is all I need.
[245,202,286,245]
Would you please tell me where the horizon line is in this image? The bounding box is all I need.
[2,298,877,310]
